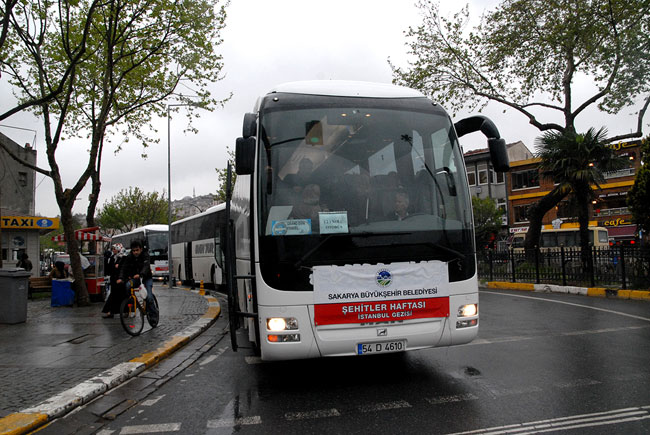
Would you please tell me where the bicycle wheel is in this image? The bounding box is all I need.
[146,294,159,328]
[120,295,145,336]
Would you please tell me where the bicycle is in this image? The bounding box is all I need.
[119,278,159,336]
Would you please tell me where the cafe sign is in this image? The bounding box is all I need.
[601,217,632,227]
[1,216,60,230]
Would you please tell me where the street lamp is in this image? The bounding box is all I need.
[167,103,200,288]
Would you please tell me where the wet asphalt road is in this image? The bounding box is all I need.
[46,289,650,434]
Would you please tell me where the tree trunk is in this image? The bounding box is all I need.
[576,185,592,275]
[524,187,569,259]
[60,201,90,306]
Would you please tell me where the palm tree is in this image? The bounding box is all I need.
[535,128,625,267]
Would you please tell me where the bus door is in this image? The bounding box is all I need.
[184,242,193,284]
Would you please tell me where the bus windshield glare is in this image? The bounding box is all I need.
[257,94,475,290]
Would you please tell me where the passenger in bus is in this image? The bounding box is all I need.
[386,190,410,221]
[345,173,381,225]
[278,157,315,206]
[289,184,323,227]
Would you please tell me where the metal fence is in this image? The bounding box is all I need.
[477,245,650,289]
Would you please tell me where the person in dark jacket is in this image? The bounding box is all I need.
[117,240,158,322]
[49,261,68,279]
[16,252,33,272]
[101,244,126,318]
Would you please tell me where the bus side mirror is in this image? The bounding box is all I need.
[235,137,255,175]
[454,115,510,172]
[242,112,257,138]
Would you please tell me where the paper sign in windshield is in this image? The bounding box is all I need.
[271,219,312,236]
[319,212,348,234]
[313,261,449,325]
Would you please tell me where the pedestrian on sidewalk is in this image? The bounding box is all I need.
[16,252,33,271]
[49,261,68,279]
[101,243,126,319]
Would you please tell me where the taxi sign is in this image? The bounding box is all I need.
[1,216,60,230]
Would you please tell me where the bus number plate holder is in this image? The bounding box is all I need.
[357,340,405,355]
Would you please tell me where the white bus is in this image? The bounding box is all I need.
[170,203,227,289]
[226,80,509,361]
[111,224,169,279]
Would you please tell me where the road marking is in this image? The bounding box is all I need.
[119,423,181,434]
[553,379,601,389]
[445,405,650,434]
[140,395,165,407]
[245,356,264,365]
[199,355,218,366]
[206,416,262,427]
[426,393,479,405]
[285,409,341,421]
[359,400,412,412]
[483,291,650,322]
[96,430,115,435]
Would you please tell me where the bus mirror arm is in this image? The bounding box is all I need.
[454,115,510,172]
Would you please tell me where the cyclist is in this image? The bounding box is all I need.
[117,240,159,323]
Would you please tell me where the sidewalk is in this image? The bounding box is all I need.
[485,281,650,300]
[0,284,220,434]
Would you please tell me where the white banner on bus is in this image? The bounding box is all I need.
[313,260,449,305]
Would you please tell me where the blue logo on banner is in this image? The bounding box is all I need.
[376,269,392,287]
[37,219,53,228]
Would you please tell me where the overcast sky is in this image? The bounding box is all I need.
[0,0,645,218]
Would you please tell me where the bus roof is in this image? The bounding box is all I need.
[171,202,226,227]
[267,80,426,99]
[113,224,169,238]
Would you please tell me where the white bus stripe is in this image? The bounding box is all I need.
[119,423,181,434]
[285,409,341,420]
[206,416,262,428]
[483,291,650,322]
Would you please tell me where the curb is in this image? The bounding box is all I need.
[486,281,650,300]
[0,291,220,435]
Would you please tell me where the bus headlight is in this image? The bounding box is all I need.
[456,304,478,329]
[458,304,478,318]
[266,317,298,331]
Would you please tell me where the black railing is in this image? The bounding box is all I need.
[478,245,650,289]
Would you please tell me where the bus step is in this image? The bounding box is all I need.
[234,275,255,280]
[236,311,258,319]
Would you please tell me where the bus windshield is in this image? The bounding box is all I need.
[147,231,168,256]
[257,93,475,290]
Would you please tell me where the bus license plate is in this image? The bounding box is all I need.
[357,340,405,355]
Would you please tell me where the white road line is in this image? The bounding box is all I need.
[552,379,601,389]
[445,405,650,434]
[483,291,650,322]
[285,409,341,421]
[358,400,412,412]
[426,393,479,405]
[140,395,165,407]
[96,430,115,435]
[119,423,181,434]
[206,416,262,428]
[245,356,264,365]
[199,355,218,366]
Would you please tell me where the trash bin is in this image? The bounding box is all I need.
[0,267,32,324]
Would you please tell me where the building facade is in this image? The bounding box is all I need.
[0,132,58,275]
[506,139,642,244]
[463,141,534,248]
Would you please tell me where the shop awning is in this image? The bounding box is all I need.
[51,227,111,242]
[607,225,637,238]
